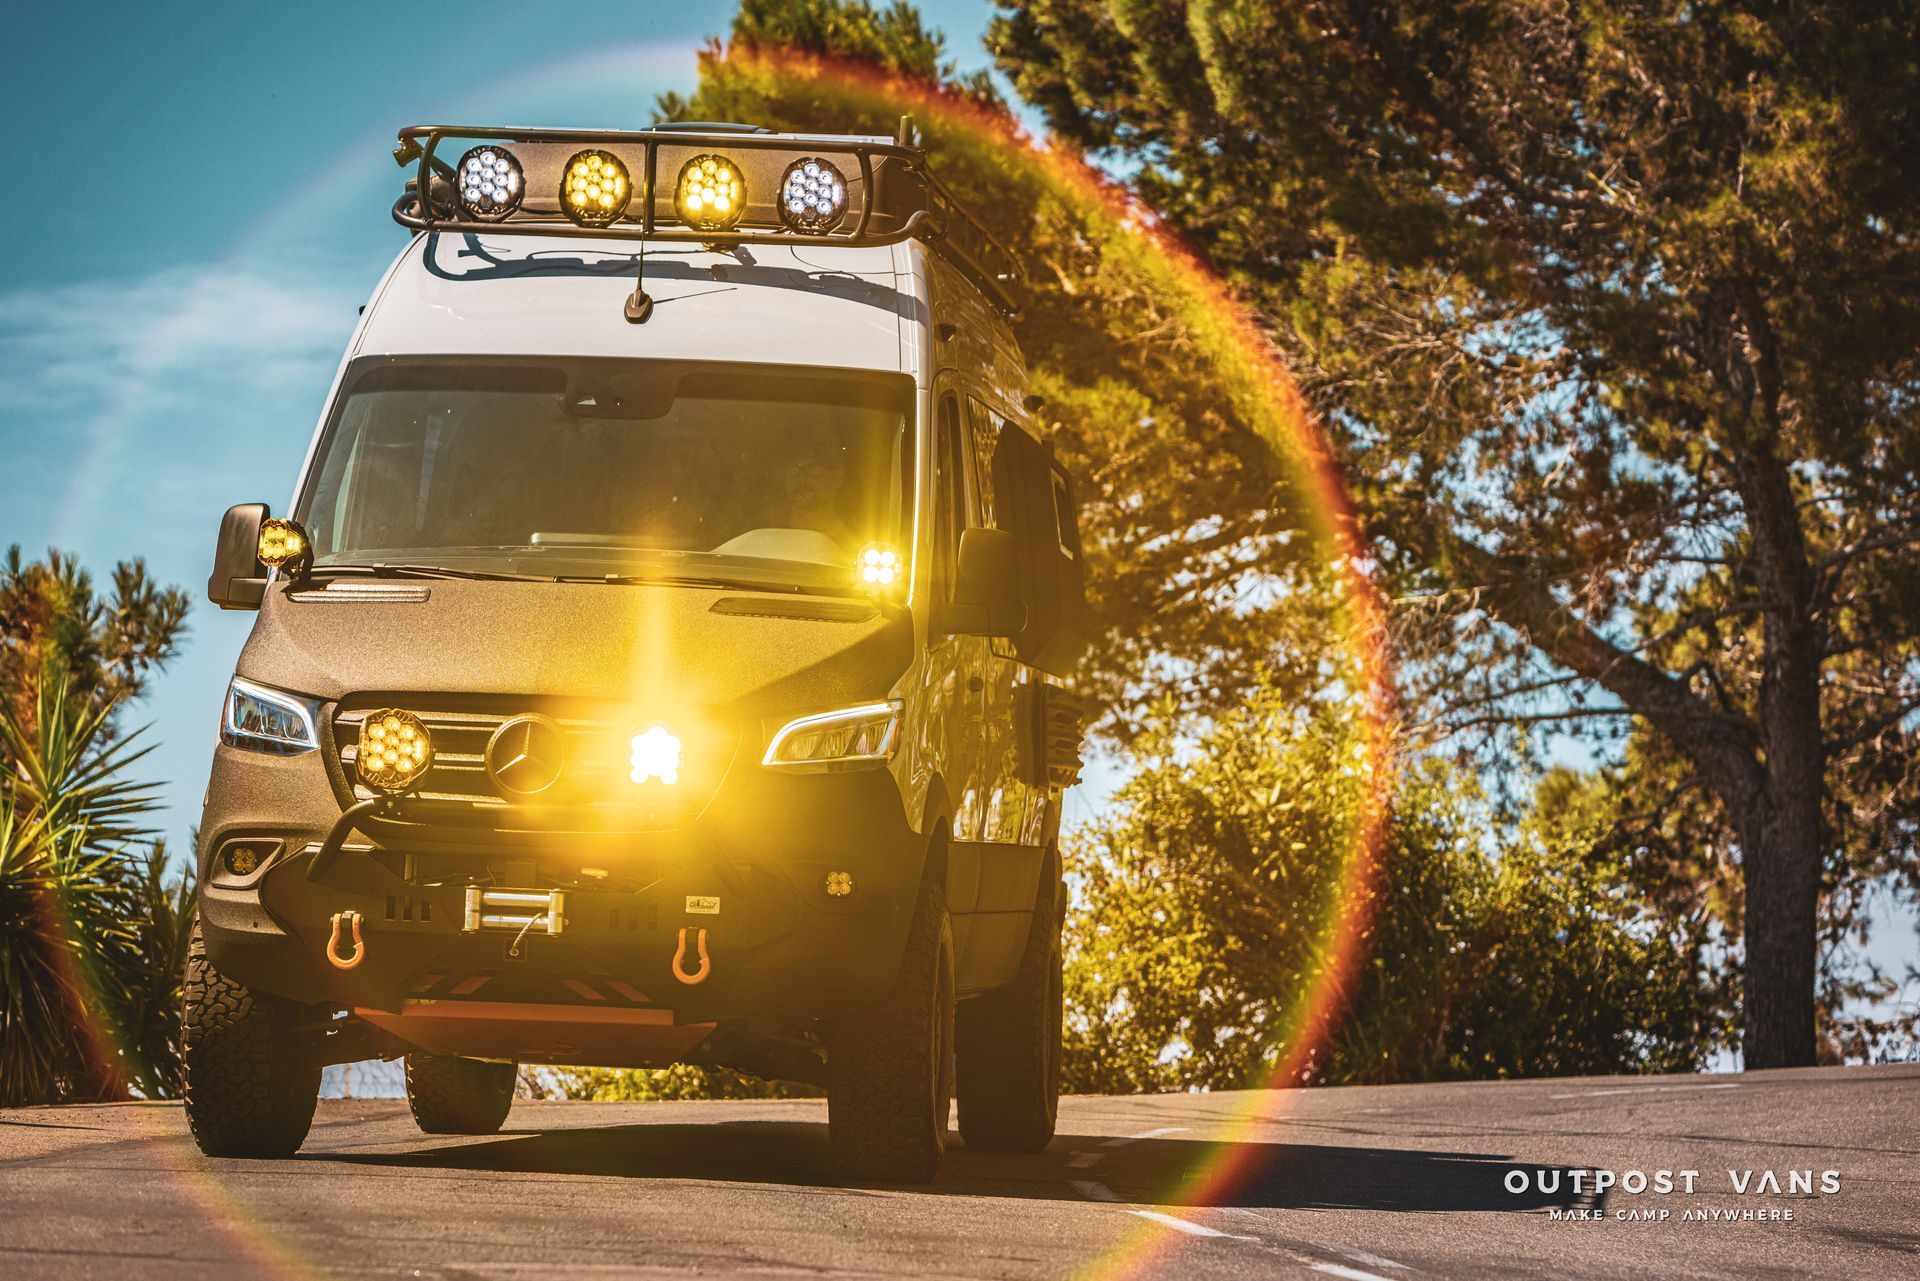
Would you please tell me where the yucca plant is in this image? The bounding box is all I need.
[0,679,196,1104]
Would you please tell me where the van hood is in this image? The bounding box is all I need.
[235,577,914,716]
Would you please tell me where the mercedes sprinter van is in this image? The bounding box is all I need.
[187,122,1088,1182]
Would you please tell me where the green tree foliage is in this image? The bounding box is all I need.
[1,546,189,734]
[0,681,197,1103]
[0,548,195,1103]
[1063,688,1713,1092]
[542,1064,820,1102]
[991,0,1920,1067]
[661,0,1347,737]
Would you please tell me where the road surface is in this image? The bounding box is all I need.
[2,1064,1915,1279]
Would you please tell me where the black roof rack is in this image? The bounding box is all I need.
[391,123,1022,314]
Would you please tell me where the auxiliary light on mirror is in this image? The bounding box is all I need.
[255,518,310,570]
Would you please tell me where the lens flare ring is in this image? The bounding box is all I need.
[149,48,1394,1281]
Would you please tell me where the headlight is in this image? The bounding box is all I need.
[222,676,321,755]
[763,701,901,772]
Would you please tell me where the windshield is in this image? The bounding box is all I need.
[298,358,915,591]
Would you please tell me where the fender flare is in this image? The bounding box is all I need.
[918,774,953,891]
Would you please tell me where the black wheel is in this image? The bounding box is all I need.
[956,856,1063,1152]
[404,1054,517,1134]
[182,920,321,1158]
[826,879,955,1182]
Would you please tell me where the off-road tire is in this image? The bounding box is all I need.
[826,879,955,1182]
[955,859,1063,1152]
[404,1054,517,1135]
[182,920,321,1158]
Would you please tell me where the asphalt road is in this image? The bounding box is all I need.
[2,1064,1915,1280]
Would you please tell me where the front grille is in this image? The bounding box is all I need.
[334,698,737,835]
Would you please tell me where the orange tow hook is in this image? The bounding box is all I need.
[671,927,710,985]
[326,910,365,970]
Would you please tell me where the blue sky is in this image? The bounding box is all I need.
[2,0,1039,844]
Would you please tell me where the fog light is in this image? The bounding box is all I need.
[825,870,853,897]
[256,518,309,569]
[223,843,263,876]
[630,726,681,785]
[358,708,433,792]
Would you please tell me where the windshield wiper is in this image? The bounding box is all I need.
[306,562,560,584]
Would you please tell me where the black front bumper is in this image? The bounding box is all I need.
[197,743,928,1023]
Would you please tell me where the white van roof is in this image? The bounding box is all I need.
[354,231,911,373]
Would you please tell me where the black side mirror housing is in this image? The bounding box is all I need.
[208,503,269,610]
[937,527,1027,637]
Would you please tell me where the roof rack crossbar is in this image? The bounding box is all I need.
[392,124,1023,314]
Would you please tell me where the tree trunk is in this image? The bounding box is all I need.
[1737,777,1822,1069]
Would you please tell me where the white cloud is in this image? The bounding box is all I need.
[0,262,360,418]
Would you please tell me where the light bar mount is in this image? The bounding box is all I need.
[391,123,1022,314]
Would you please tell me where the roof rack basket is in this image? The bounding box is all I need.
[391,123,1023,313]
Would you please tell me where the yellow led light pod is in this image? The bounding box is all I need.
[357,708,433,793]
[856,542,901,590]
[560,149,631,227]
[256,518,310,569]
[674,154,746,232]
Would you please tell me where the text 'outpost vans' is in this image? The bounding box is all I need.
[188,121,1089,1181]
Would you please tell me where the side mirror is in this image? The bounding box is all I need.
[937,527,1026,637]
[207,503,269,610]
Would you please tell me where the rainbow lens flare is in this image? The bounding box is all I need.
[674,154,745,232]
[560,149,631,227]
[357,708,432,792]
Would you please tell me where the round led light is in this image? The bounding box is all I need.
[779,157,847,234]
[674,154,746,232]
[455,145,524,222]
[559,149,631,227]
[358,707,433,793]
[256,518,310,569]
[629,726,682,786]
[856,542,901,589]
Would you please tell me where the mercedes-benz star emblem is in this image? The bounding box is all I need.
[484,715,568,797]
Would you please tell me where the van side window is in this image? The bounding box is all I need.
[933,394,966,597]
[965,397,1006,529]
